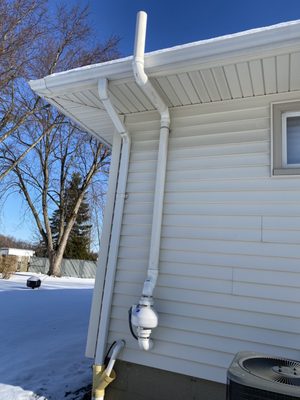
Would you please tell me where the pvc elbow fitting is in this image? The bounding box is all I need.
[132,60,148,87]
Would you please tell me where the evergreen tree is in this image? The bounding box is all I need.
[50,172,93,260]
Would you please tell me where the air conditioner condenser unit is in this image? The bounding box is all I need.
[227,351,300,400]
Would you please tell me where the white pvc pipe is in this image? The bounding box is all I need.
[95,78,131,365]
[133,11,170,297]
[148,125,169,272]
[130,11,170,351]
[133,12,170,127]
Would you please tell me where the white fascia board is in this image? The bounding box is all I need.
[29,78,52,96]
[145,19,300,70]
[29,19,300,97]
[29,57,133,96]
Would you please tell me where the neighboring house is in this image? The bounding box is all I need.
[30,15,300,400]
[0,248,35,258]
[0,248,35,273]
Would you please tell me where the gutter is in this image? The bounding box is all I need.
[129,11,170,351]
[29,19,300,96]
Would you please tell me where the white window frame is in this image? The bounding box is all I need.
[272,101,300,176]
[282,111,300,168]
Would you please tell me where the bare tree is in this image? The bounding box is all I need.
[1,2,119,275]
[0,0,45,89]
[0,233,33,249]
[90,183,107,251]
[0,0,47,177]
[9,128,109,276]
[0,1,119,181]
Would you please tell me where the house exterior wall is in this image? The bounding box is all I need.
[106,89,300,384]
[105,360,226,400]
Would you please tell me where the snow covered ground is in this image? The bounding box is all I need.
[0,272,95,399]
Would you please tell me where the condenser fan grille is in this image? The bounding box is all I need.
[241,357,300,386]
[227,352,300,399]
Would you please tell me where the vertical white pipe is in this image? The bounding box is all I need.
[95,78,131,365]
[131,11,170,350]
[148,126,169,272]
[86,132,122,358]
[133,11,147,65]
[133,11,170,294]
[95,136,130,364]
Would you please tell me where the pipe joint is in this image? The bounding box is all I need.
[142,269,158,297]
[92,365,116,400]
[98,78,129,137]
[133,60,148,87]
[121,132,130,144]
[137,328,154,351]
[92,340,125,399]
[98,79,109,102]
[160,111,171,128]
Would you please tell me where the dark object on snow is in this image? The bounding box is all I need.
[26,276,41,289]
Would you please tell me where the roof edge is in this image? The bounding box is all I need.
[29,19,300,96]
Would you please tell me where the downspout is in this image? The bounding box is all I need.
[86,131,121,358]
[91,78,130,399]
[130,11,170,351]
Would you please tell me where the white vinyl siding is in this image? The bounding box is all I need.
[106,90,300,384]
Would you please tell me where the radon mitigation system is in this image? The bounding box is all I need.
[129,10,170,351]
[91,10,170,399]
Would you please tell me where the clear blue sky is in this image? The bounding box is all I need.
[85,0,300,56]
[2,0,300,242]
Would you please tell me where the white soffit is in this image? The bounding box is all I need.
[29,19,300,146]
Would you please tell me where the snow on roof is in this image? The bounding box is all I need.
[29,19,300,145]
[0,248,35,256]
[31,19,300,92]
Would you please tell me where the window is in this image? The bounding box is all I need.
[282,112,300,167]
[272,101,300,175]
